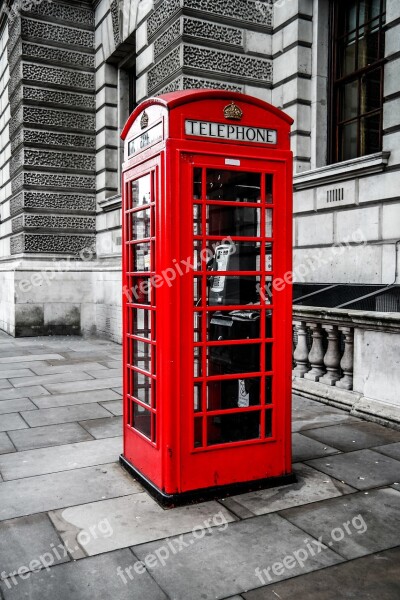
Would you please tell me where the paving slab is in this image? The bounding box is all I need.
[280,487,400,559]
[0,386,50,401]
[32,389,121,409]
[0,513,69,578]
[302,421,400,452]
[0,354,64,364]
[21,403,112,427]
[0,548,167,600]
[99,360,122,369]
[373,441,400,461]
[29,362,110,376]
[99,399,123,416]
[0,361,49,372]
[292,408,360,432]
[80,416,122,439]
[292,432,340,462]
[242,546,400,600]
[220,463,355,517]
[0,414,28,433]
[132,513,343,600]
[85,368,121,379]
[0,433,15,455]
[0,437,122,480]
[8,423,93,451]
[0,369,34,380]
[9,372,94,388]
[49,493,235,558]
[44,377,123,394]
[306,449,400,490]
[0,463,142,521]
[0,398,37,414]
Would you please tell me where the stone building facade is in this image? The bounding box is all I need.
[0,0,399,342]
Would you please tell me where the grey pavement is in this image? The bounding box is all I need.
[0,332,399,599]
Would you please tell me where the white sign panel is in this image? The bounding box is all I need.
[128,122,163,156]
[185,120,277,145]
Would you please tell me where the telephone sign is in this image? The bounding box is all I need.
[120,90,294,505]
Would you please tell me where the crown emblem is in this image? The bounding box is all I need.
[224,101,243,121]
[140,110,149,129]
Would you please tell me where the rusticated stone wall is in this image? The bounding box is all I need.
[136,0,274,102]
[6,0,96,257]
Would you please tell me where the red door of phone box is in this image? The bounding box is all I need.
[120,90,295,505]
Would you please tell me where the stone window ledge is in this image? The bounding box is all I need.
[293,151,391,191]
[98,194,122,212]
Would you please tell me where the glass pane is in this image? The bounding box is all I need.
[193,240,203,271]
[358,23,380,68]
[265,343,273,371]
[133,340,151,373]
[133,309,152,339]
[265,409,273,438]
[133,403,151,438]
[128,277,151,305]
[133,208,151,239]
[208,310,261,341]
[265,209,273,237]
[134,242,151,272]
[206,205,261,237]
[193,167,202,199]
[208,343,261,375]
[207,378,261,411]
[361,113,381,155]
[344,3,357,35]
[340,38,356,76]
[206,241,261,272]
[266,174,273,204]
[266,243,273,271]
[193,204,202,235]
[194,417,203,447]
[194,346,202,377]
[132,174,151,207]
[265,376,272,404]
[194,277,202,306]
[206,170,261,201]
[133,370,151,404]
[194,312,202,342]
[207,412,260,445]
[194,383,202,412]
[340,81,358,121]
[361,70,381,114]
[339,121,358,161]
[208,275,261,306]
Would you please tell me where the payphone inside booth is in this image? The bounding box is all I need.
[120,90,294,505]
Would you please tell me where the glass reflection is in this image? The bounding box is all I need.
[206,170,261,201]
[132,174,151,207]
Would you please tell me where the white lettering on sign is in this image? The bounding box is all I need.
[128,122,163,156]
[185,120,277,145]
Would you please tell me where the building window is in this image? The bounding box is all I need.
[330,0,386,163]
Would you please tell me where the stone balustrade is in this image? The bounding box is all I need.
[292,305,400,428]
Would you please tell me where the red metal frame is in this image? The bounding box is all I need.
[121,90,294,503]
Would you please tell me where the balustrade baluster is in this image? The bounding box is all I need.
[319,324,341,385]
[293,321,310,378]
[304,322,326,381]
[336,327,354,390]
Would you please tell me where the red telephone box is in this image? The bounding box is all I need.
[120,90,294,505]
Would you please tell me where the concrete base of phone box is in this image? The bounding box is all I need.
[119,454,296,508]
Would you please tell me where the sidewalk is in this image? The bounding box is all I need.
[0,330,399,599]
